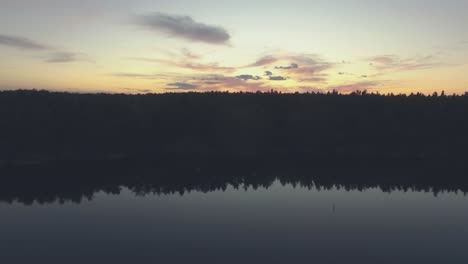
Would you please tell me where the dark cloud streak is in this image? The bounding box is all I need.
[299,77,327,83]
[166,82,199,90]
[135,13,231,45]
[236,75,262,81]
[0,34,89,64]
[275,63,299,70]
[0,34,50,50]
[45,52,82,63]
[269,76,287,81]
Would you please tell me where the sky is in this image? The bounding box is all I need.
[0,0,467,94]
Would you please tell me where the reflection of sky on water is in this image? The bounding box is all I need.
[1,181,467,263]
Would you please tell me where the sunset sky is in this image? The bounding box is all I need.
[1,0,467,94]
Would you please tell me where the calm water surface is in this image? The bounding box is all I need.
[1,179,468,264]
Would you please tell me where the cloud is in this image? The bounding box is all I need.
[293,65,331,75]
[247,55,278,67]
[135,12,230,45]
[0,34,89,64]
[244,54,333,83]
[236,75,262,81]
[45,52,85,63]
[369,55,395,65]
[122,52,336,92]
[166,82,199,90]
[269,76,287,81]
[192,75,227,83]
[174,62,233,72]
[0,34,50,50]
[180,48,200,60]
[240,54,334,84]
[368,55,439,71]
[112,73,161,80]
[189,74,270,92]
[289,55,326,66]
[130,57,234,72]
[299,77,327,83]
[273,55,333,84]
[275,63,299,70]
[268,55,333,76]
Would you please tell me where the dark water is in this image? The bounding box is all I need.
[1,160,468,263]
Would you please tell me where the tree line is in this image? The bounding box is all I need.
[1,89,468,165]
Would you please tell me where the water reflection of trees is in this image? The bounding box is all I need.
[1,158,467,205]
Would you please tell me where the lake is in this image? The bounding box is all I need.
[1,160,468,264]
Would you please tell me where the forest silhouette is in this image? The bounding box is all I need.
[1,89,468,166]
